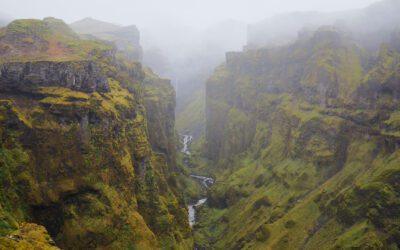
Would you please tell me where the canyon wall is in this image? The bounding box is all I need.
[0,18,191,249]
[202,27,400,249]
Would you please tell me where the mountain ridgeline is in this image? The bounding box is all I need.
[247,0,400,49]
[0,18,192,249]
[200,26,400,249]
[70,17,143,62]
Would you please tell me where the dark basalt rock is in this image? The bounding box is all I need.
[0,61,109,93]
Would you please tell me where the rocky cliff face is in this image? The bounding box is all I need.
[142,69,177,167]
[0,61,109,93]
[0,18,192,249]
[201,27,400,249]
[207,27,364,161]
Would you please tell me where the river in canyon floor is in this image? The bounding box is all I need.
[181,134,214,227]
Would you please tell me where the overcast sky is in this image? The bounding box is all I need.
[1,0,380,28]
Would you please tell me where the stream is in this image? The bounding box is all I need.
[181,135,193,155]
[181,134,214,227]
[187,175,214,227]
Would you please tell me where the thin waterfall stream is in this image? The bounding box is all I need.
[181,135,214,227]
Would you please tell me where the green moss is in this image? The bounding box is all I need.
[385,111,400,130]
[0,19,192,248]
[6,19,50,37]
[284,220,296,229]
[176,88,205,135]
[0,130,30,236]
[0,223,59,249]
[200,27,400,249]
[253,196,272,210]
[334,221,384,249]
[1,18,113,63]
[255,224,270,242]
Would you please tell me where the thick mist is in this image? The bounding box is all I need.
[248,0,400,49]
[0,0,380,81]
[1,0,378,28]
[0,0,388,132]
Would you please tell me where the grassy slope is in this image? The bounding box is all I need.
[176,88,206,139]
[0,18,112,63]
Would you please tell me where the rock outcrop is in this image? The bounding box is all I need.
[0,61,109,93]
[143,69,177,167]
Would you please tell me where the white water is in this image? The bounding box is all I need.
[190,175,214,188]
[187,175,214,227]
[187,174,214,227]
[182,134,214,227]
[181,134,193,155]
[188,198,207,227]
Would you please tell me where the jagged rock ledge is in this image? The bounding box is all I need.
[0,60,109,93]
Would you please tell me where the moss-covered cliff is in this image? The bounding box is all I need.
[0,18,192,249]
[200,27,400,249]
[142,68,177,168]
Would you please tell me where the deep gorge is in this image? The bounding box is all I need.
[1,0,400,249]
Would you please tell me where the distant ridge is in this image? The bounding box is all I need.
[70,17,121,34]
[70,17,143,61]
[248,0,400,49]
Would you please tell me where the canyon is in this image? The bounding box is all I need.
[1,0,400,249]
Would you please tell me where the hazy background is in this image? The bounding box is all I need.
[1,0,392,136]
[1,0,378,28]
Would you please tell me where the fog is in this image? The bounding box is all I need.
[0,0,390,121]
[1,0,378,28]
